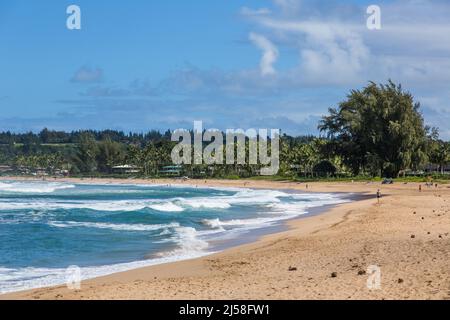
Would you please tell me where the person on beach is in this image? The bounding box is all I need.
[376,189,381,204]
[419,185,422,192]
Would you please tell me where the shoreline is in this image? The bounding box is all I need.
[1,177,450,299]
[0,177,357,295]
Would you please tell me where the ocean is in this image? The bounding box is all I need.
[0,180,348,294]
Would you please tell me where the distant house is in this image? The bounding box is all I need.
[112,165,141,174]
[159,165,182,176]
[0,165,12,173]
[16,166,30,174]
[424,164,450,174]
[32,168,48,176]
[54,169,70,177]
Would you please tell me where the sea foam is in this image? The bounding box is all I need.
[0,181,75,193]
[48,221,180,232]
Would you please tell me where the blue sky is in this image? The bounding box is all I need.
[1,0,450,138]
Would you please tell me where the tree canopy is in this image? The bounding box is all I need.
[319,81,429,177]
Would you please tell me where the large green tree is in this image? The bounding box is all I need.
[96,138,125,173]
[319,81,428,177]
[72,132,99,174]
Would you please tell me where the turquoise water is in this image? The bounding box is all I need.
[0,180,347,293]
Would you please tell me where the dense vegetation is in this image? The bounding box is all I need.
[319,81,431,177]
[1,81,449,179]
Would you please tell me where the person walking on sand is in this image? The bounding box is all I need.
[376,189,381,204]
[419,184,422,192]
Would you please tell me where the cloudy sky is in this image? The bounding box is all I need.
[1,0,450,138]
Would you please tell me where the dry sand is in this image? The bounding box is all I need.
[1,177,450,300]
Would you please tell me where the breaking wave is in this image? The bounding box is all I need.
[0,181,75,194]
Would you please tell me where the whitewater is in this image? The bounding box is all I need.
[0,180,349,294]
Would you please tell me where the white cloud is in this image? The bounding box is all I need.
[240,7,271,16]
[71,66,104,83]
[272,0,301,14]
[248,32,279,76]
[256,18,370,84]
[241,0,450,88]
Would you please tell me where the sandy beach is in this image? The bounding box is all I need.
[1,177,450,300]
